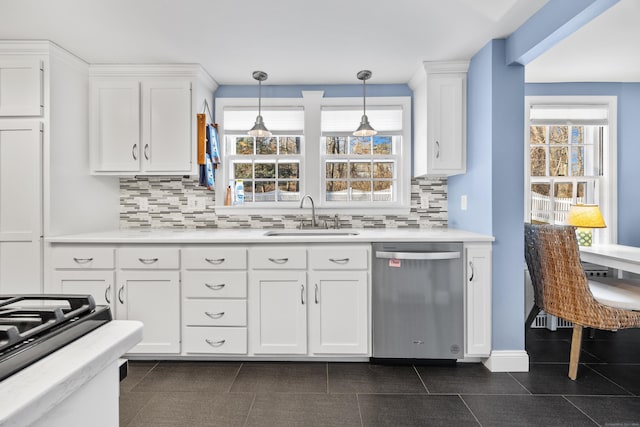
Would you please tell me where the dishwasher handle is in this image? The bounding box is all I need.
[375,251,461,261]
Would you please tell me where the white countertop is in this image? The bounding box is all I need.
[0,320,143,427]
[45,227,494,244]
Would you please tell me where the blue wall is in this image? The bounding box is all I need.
[526,83,640,247]
[450,39,526,351]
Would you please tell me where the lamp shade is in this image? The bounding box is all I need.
[566,204,606,228]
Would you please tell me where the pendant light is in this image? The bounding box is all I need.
[353,70,377,137]
[248,70,271,137]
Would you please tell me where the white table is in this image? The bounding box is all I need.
[579,244,640,276]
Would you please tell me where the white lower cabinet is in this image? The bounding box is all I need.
[464,243,492,357]
[52,270,115,307]
[250,270,308,355]
[117,270,180,354]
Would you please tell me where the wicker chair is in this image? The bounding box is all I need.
[524,223,640,380]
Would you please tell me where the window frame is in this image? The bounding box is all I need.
[215,92,412,214]
[524,96,618,244]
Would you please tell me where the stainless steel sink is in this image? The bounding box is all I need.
[263,229,360,237]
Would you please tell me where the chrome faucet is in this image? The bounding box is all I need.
[299,194,317,228]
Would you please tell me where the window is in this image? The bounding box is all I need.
[525,97,617,243]
[216,93,411,213]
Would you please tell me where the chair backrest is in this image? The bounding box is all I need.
[524,224,591,324]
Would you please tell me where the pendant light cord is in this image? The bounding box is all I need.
[258,79,262,116]
[362,78,367,116]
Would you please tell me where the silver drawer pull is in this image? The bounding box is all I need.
[138,257,159,264]
[268,257,289,264]
[205,257,225,265]
[205,339,226,347]
[73,257,93,264]
[413,340,425,345]
[329,258,350,264]
[205,283,226,291]
[469,261,475,282]
[205,311,225,319]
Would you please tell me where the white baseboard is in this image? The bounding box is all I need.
[483,350,529,372]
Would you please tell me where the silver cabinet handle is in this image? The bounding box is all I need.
[205,339,226,347]
[469,261,475,282]
[105,285,111,304]
[435,140,440,159]
[205,311,225,319]
[132,143,137,160]
[144,144,150,160]
[205,283,225,291]
[205,258,225,265]
[375,251,461,261]
[413,340,425,345]
[314,283,319,304]
[301,284,305,305]
[269,257,289,264]
[73,257,93,264]
[329,258,349,264]
[118,285,125,304]
[138,257,159,264]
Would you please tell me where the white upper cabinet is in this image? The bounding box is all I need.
[410,61,468,177]
[0,58,43,116]
[89,65,217,176]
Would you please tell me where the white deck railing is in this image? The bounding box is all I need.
[531,192,584,224]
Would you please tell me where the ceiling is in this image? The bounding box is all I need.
[526,0,640,82]
[0,0,548,85]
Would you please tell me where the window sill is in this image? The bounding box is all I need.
[213,205,411,217]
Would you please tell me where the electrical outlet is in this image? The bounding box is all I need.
[420,195,429,209]
[461,195,468,211]
[138,198,148,212]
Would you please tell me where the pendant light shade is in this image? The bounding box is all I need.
[248,71,271,137]
[353,70,377,137]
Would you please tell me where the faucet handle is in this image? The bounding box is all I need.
[333,214,340,229]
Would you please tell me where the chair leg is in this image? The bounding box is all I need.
[526,304,541,328]
[569,324,583,380]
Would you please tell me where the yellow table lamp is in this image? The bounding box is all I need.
[567,204,606,246]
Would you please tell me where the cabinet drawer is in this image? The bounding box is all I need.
[52,246,115,269]
[183,271,246,298]
[250,247,307,270]
[183,327,247,354]
[182,247,247,270]
[184,299,246,326]
[119,247,180,269]
[309,246,369,270]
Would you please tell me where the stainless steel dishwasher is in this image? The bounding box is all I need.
[372,242,464,360]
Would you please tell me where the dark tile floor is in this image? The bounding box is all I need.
[120,327,640,426]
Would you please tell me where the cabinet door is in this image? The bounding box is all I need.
[465,245,492,357]
[51,270,115,308]
[90,80,140,172]
[250,270,307,354]
[0,122,42,293]
[308,271,368,355]
[117,270,180,354]
[0,58,43,116]
[141,80,192,173]
[427,74,466,175]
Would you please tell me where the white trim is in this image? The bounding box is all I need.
[483,350,530,372]
[524,96,618,244]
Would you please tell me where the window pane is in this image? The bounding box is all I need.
[325,137,347,154]
[235,137,254,155]
[577,182,586,201]
[255,163,275,179]
[571,127,584,144]
[549,147,568,176]
[549,126,568,144]
[373,136,392,154]
[350,162,371,179]
[278,181,300,201]
[326,161,347,179]
[531,183,551,224]
[373,161,394,179]
[373,181,393,201]
[279,137,300,154]
[530,147,546,176]
[326,181,348,201]
[278,162,299,179]
[349,136,371,154]
[256,137,277,154]
[351,181,372,201]
[242,180,253,202]
[233,162,252,179]
[554,183,573,224]
[530,126,546,145]
[570,146,585,176]
[254,181,276,201]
